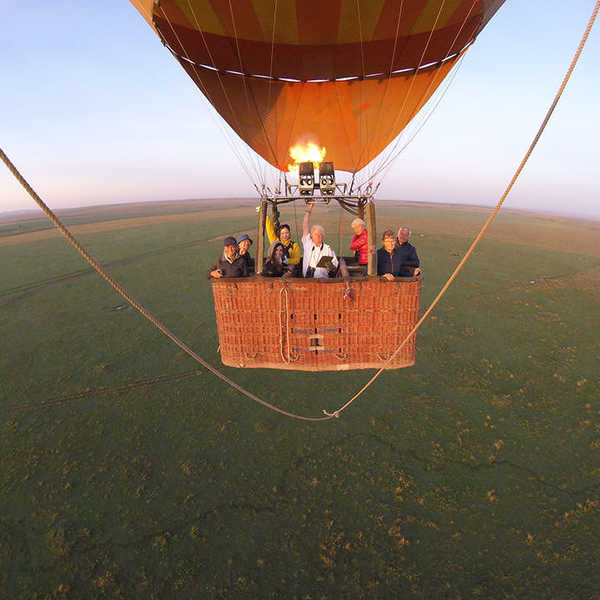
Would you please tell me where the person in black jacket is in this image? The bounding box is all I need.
[208,236,249,279]
[377,229,422,280]
[236,233,255,273]
[396,226,421,277]
[377,230,403,280]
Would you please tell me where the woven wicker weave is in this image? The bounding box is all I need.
[211,275,421,371]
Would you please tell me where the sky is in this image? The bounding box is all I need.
[1,1,599,218]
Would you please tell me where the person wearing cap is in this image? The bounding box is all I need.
[265,216,301,266]
[236,233,255,273]
[207,236,249,279]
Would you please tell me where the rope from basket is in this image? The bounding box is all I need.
[285,284,299,362]
[278,284,289,363]
[2,0,597,423]
[0,147,333,423]
[322,0,600,419]
[278,283,298,363]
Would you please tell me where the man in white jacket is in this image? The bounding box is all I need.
[301,203,339,278]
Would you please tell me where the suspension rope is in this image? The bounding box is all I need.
[352,0,404,176]
[364,0,476,186]
[3,0,597,423]
[284,81,307,173]
[359,0,404,185]
[356,49,467,190]
[323,0,600,418]
[183,1,260,178]
[161,4,261,187]
[365,5,479,185]
[352,0,368,174]
[333,80,358,175]
[0,148,332,423]
[267,0,279,164]
[370,0,448,175]
[226,0,281,172]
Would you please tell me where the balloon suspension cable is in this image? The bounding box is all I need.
[3,0,597,424]
[0,148,333,423]
[358,0,479,189]
[163,3,265,187]
[365,0,448,178]
[359,49,467,190]
[322,0,600,418]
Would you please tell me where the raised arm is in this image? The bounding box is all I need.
[265,214,277,244]
[302,202,313,238]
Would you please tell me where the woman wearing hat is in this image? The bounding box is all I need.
[236,233,255,273]
[207,236,249,278]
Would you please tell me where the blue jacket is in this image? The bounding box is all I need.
[377,242,420,277]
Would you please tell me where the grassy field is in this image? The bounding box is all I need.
[1,200,599,599]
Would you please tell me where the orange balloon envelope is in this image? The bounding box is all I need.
[131,0,504,172]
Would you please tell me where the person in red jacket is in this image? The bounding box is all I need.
[349,218,369,268]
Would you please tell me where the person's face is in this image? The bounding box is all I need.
[311,228,324,246]
[352,222,364,235]
[398,228,410,244]
[383,236,396,253]
[279,227,290,242]
[224,244,237,260]
[238,239,251,254]
[275,246,284,262]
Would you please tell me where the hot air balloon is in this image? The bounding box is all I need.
[131,0,504,371]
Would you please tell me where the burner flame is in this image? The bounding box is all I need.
[287,142,326,173]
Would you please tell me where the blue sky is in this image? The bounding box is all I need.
[1,1,599,218]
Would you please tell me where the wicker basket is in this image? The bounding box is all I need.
[211,275,421,371]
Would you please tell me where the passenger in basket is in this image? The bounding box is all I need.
[207,236,249,279]
[236,233,255,273]
[266,216,301,267]
[262,241,289,277]
[396,226,421,277]
[349,218,369,267]
[377,229,404,280]
[301,203,339,278]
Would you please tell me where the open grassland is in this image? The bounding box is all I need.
[1,200,599,599]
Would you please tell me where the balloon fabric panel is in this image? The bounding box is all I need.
[130,0,504,171]
[180,57,458,172]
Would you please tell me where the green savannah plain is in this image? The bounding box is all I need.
[1,199,599,599]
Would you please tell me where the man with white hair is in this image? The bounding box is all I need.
[396,226,421,277]
[301,203,338,278]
